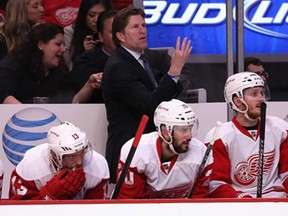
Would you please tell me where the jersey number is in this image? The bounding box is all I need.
[11,175,28,195]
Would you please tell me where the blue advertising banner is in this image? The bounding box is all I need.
[145,0,288,55]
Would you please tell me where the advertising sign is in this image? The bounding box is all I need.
[145,0,288,55]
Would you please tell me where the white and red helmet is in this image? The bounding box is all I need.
[48,121,89,169]
[154,99,198,153]
[154,99,197,132]
[224,72,264,111]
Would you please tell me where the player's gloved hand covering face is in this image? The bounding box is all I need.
[39,168,85,200]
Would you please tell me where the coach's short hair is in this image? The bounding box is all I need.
[112,6,145,46]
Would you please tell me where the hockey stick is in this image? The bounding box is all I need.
[257,102,267,198]
[187,121,222,198]
[111,115,149,199]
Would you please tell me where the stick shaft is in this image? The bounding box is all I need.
[257,102,267,198]
[187,121,221,198]
[111,115,149,199]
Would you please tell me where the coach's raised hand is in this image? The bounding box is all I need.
[168,37,192,77]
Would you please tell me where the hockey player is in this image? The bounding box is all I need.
[117,99,212,199]
[206,72,288,198]
[9,121,109,200]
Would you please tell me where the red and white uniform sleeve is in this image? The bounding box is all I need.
[82,151,110,199]
[208,138,246,198]
[84,178,109,199]
[191,162,212,198]
[117,160,149,199]
[278,130,288,195]
[9,169,42,200]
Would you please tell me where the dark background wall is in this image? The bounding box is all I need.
[184,61,288,102]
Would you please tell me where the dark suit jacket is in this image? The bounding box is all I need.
[102,45,183,183]
[0,57,74,103]
[71,46,109,103]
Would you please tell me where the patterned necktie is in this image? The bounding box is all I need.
[140,54,158,87]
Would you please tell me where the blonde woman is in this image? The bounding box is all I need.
[0,0,44,60]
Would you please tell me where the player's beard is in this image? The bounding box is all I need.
[172,139,190,154]
[247,107,261,120]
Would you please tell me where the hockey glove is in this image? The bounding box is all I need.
[39,168,85,200]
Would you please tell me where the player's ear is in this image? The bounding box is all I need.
[233,96,242,107]
[161,125,171,142]
[233,96,247,111]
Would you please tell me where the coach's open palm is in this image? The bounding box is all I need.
[168,37,192,77]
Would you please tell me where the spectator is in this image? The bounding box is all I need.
[64,0,112,71]
[9,121,110,200]
[244,56,271,100]
[0,23,74,104]
[0,0,44,60]
[42,0,82,27]
[72,9,117,103]
[0,159,3,198]
[117,99,212,199]
[102,6,192,183]
[206,72,288,198]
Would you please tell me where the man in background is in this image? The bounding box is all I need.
[72,9,118,103]
[244,56,271,100]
